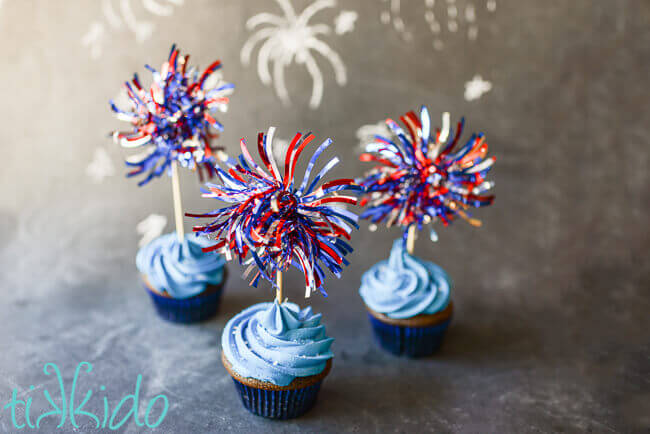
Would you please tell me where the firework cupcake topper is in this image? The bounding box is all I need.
[358,105,495,253]
[188,127,361,300]
[110,44,234,242]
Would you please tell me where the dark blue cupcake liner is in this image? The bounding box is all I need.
[367,313,451,357]
[230,378,323,419]
[143,269,227,323]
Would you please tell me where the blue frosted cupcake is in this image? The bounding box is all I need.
[360,239,453,357]
[221,302,333,419]
[136,232,227,323]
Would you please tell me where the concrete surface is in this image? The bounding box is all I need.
[0,1,648,432]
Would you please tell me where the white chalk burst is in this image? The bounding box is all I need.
[81,22,106,59]
[356,120,392,153]
[82,0,185,59]
[334,10,358,35]
[380,0,413,41]
[137,214,168,247]
[241,0,348,109]
[272,138,291,164]
[464,74,492,101]
[379,0,497,49]
[86,147,116,183]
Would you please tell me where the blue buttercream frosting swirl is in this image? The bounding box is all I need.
[136,232,225,299]
[359,239,451,319]
[222,302,334,386]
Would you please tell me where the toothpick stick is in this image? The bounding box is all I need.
[406,225,417,255]
[276,271,283,304]
[171,160,185,242]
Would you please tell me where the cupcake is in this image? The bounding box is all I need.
[357,106,496,356]
[136,232,227,323]
[360,239,452,357]
[221,302,333,419]
[109,46,235,323]
[189,127,360,418]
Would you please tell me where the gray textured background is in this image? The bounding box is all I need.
[1,0,649,432]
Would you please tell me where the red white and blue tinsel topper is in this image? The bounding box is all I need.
[187,128,362,298]
[358,106,495,241]
[110,45,234,186]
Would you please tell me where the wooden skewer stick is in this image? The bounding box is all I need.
[276,271,283,304]
[171,160,185,242]
[406,225,417,255]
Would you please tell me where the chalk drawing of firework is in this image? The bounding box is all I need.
[241,0,348,109]
[82,0,185,59]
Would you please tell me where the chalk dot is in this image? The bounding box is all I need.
[487,0,496,12]
[394,17,405,32]
[468,25,478,40]
[433,39,444,50]
[30,385,35,390]
[100,385,106,391]
[380,11,390,24]
[448,20,458,32]
[465,5,476,22]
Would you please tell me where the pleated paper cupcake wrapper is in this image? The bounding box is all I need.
[231,377,323,419]
[144,276,227,323]
[367,313,451,357]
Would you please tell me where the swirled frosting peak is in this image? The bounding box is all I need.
[359,239,451,319]
[222,302,334,386]
[136,232,225,299]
